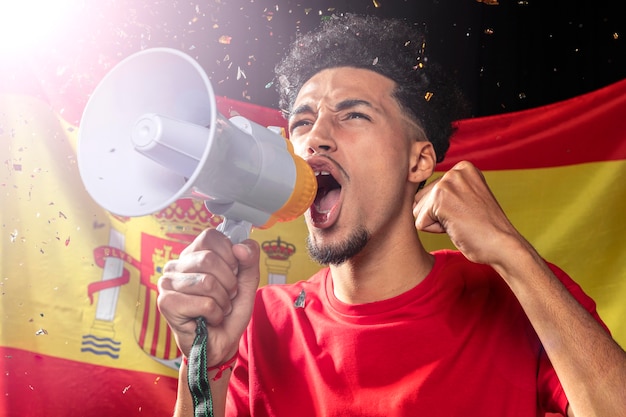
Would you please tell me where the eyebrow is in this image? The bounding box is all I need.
[289,99,375,121]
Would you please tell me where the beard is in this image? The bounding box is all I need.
[306,226,370,265]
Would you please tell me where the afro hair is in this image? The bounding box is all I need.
[275,13,470,162]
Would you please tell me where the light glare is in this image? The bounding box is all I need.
[0,0,78,55]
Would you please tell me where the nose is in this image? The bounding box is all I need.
[302,119,336,155]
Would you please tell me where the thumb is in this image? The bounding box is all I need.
[232,239,261,296]
[219,239,260,341]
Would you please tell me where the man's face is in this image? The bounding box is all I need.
[287,67,421,265]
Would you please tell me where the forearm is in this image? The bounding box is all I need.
[173,361,231,417]
[493,238,626,417]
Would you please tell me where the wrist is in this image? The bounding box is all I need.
[490,236,551,288]
[183,351,238,381]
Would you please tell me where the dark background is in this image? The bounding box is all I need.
[191,0,626,118]
[3,0,625,121]
[146,0,626,118]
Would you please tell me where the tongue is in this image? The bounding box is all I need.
[315,188,341,213]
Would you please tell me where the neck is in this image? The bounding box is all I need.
[329,229,434,305]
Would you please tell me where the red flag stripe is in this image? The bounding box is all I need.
[438,78,626,171]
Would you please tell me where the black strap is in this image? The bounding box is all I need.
[187,317,214,417]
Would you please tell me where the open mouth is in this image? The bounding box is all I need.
[314,171,341,213]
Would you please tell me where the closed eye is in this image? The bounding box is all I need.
[343,112,371,122]
[289,119,313,134]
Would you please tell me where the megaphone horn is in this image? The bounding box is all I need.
[77,48,317,242]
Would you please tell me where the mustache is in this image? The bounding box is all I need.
[313,153,350,183]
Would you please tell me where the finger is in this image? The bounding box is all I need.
[159,289,230,327]
[158,270,233,314]
[180,228,237,267]
[414,176,440,208]
[413,179,446,234]
[156,289,231,355]
[415,208,446,234]
[164,241,240,298]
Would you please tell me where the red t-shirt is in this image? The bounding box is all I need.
[228,250,604,416]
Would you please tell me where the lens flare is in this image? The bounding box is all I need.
[0,0,79,55]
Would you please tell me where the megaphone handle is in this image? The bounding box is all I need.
[217,217,252,244]
[187,217,252,417]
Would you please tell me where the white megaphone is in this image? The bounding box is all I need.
[77,48,317,242]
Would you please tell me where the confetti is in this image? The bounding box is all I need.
[35,328,48,336]
[236,66,246,80]
[93,220,106,229]
[218,35,232,45]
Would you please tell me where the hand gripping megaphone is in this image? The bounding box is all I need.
[77,48,317,242]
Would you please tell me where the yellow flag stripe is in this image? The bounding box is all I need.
[424,160,626,347]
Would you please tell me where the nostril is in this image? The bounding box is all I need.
[308,144,331,154]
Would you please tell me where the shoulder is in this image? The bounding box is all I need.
[428,249,525,309]
[432,249,605,329]
[430,249,497,281]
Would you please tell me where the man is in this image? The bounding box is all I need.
[157,14,626,417]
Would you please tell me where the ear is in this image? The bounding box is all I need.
[407,140,436,186]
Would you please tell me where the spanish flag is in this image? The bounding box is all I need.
[1,76,625,415]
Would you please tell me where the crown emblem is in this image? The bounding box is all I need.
[261,236,296,261]
[153,199,223,242]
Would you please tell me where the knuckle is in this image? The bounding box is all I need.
[199,273,218,292]
[162,259,179,273]
[202,298,226,324]
[156,290,174,314]
[156,275,170,292]
[197,250,219,269]
[455,160,473,170]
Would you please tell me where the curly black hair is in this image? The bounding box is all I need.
[275,14,469,163]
